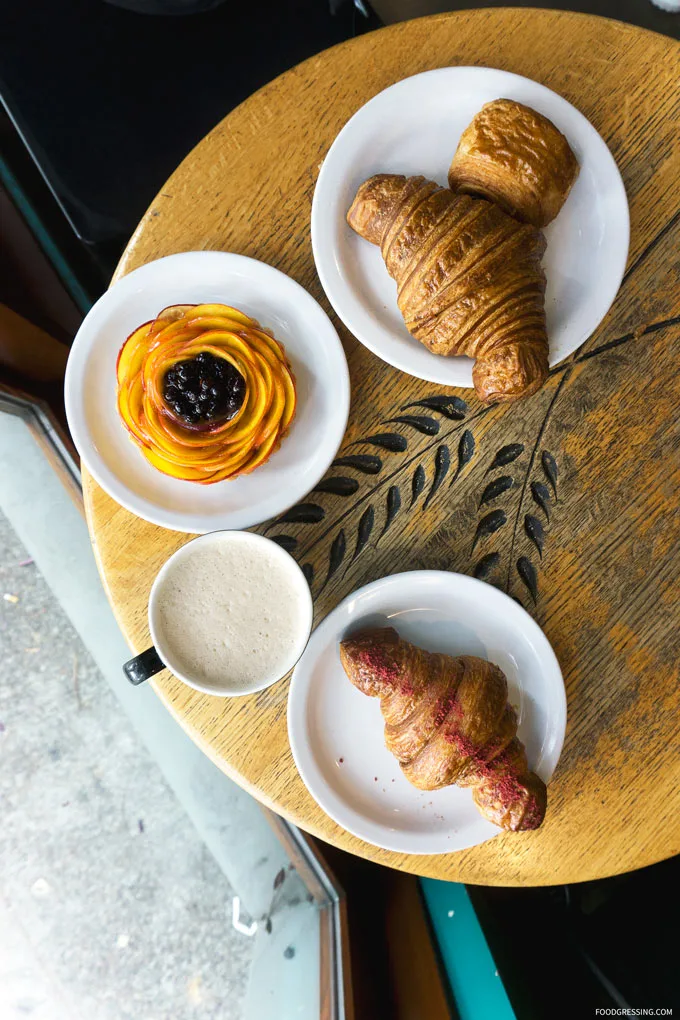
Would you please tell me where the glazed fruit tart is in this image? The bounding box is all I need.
[116,303,296,484]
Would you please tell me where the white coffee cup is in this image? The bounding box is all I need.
[123,530,313,696]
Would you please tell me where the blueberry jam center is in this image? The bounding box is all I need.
[162,352,246,426]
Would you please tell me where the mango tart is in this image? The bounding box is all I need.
[116,303,297,483]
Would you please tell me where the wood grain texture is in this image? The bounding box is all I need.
[383,874,453,1020]
[82,10,680,885]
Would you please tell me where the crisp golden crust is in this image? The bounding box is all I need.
[472,342,549,404]
[347,173,549,403]
[339,626,547,832]
[448,98,580,228]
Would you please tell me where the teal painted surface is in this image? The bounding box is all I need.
[420,878,516,1020]
[0,155,93,315]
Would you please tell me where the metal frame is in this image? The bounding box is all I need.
[0,385,81,506]
[263,811,353,1020]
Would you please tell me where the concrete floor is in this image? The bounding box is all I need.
[0,512,253,1020]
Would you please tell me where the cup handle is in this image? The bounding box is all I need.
[123,646,165,686]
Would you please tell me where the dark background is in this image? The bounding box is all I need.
[1,0,678,296]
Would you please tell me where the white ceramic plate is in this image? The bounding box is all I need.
[288,571,566,854]
[65,252,350,533]
[311,66,629,387]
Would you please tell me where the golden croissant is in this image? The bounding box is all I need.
[347,174,549,403]
[448,99,580,228]
[339,627,546,831]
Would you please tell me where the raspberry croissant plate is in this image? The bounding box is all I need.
[287,569,565,854]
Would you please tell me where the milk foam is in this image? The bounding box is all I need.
[155,536,308,690]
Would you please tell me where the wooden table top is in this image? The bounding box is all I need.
[83,9,680,885]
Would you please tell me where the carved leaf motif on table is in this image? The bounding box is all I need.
[263,313,680,612]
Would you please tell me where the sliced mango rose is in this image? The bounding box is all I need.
[116,303,297,484]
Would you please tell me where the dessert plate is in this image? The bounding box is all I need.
[311,66,629,387]
[288,571,566,855]
[65,252,350,532]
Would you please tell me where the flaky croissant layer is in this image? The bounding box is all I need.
[339,627,546,831]
[347,174,549,404]
[448,99,580,228]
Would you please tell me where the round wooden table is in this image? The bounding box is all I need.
[84,9,680,885]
